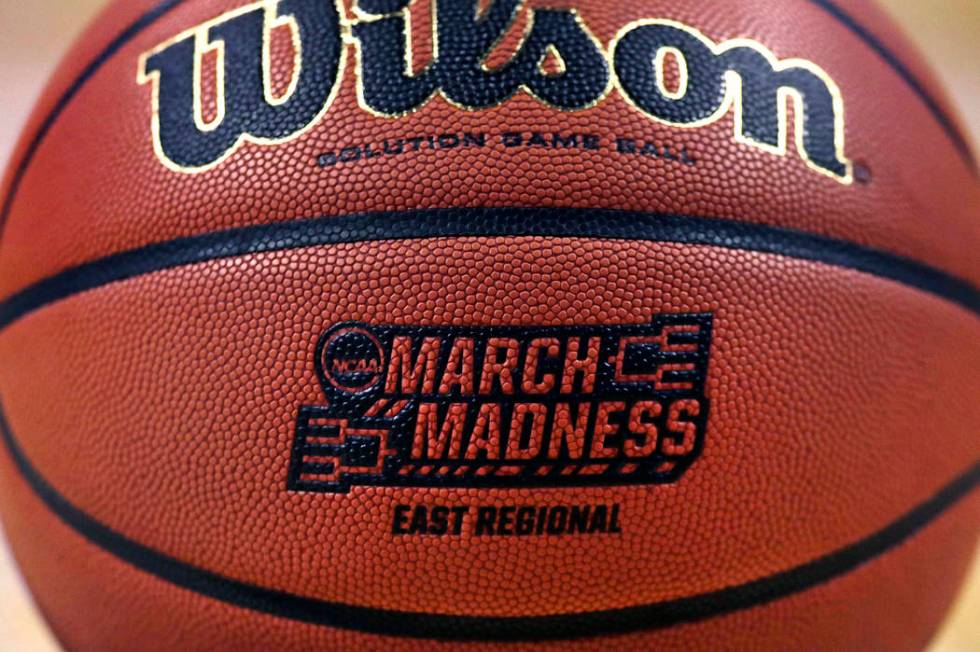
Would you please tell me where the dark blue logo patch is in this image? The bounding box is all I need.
[288,314,714,494]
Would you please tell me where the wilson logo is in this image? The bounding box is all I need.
[287,315,713,494]
[139,0,852,182]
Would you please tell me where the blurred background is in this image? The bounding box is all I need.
[0,0,977,650]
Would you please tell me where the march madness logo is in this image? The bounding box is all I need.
[287,315,713,493]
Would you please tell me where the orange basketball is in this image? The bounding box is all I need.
[0,0,977,650]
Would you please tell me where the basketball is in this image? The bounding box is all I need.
[0,0,977,649]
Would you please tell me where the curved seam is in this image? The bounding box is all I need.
[0,208,976,334]
[806,0,976,171]
[0,400,976,641]
[0,0,188,237]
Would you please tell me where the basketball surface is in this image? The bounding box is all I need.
[0,0,977,650]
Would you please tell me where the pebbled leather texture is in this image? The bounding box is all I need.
[0,0,977,650]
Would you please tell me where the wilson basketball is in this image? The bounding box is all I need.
[0,0,977,650]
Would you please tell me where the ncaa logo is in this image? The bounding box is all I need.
[318,323,385,393]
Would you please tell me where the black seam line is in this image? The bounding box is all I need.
[0,208,977,334]
[0,1,974,243]
[0,0,188,237]
[807,0,976,172]
[1,400,977,641]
